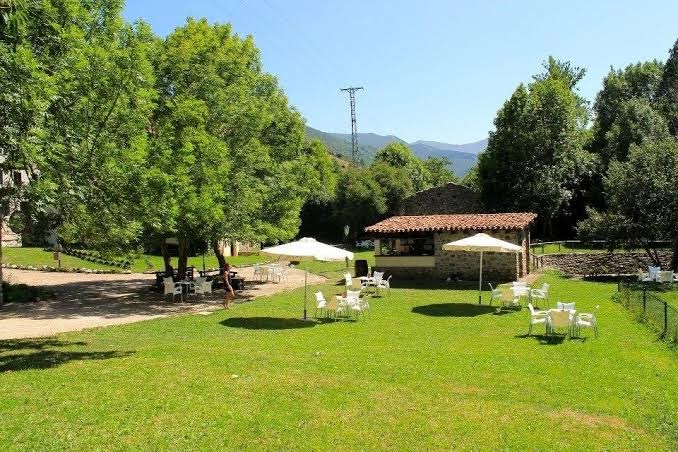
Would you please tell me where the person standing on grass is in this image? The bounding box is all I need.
[222,263,235,309]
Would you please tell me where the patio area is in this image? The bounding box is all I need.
[0,267,325,340]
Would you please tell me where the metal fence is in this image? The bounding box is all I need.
[616,281,678,345]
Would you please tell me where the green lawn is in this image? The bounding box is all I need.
[294,249,374,280]
[1,247,267,273]
[128,252,266,273]
[0,273,676,449]
[531,243,656,255]
[1,247,119,271]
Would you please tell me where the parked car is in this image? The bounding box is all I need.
[355,239,374,249]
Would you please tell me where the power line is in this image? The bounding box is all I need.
[340,87,364,165]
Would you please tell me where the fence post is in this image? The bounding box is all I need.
[643,287,647,313]
[558,242,561,252]
[664,301,668,338]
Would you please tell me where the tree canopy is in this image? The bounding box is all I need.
[477,57,594,236]
[578,138,678,269]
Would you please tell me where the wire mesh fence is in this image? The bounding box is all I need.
[616,281,678,345]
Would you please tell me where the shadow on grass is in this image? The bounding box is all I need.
[0,338,134,372]
[514,333,567,345]
[220,317,317,330]
[412,303,496,317]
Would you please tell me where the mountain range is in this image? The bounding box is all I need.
[305,126,487,177]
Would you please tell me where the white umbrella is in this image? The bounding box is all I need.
[442,233,522,304]
[261,237,354,319]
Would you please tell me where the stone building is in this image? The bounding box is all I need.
[365,213,537,281]
[398,183,482,215]
[0,165,28,247]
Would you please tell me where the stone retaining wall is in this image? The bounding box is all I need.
[538,251,673,276]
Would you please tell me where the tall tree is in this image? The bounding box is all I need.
[334,167,386,242]
[657,37,678,136]
[0,0,155,307]
[590,61,665,165]
[477,57,594,237]
[148,19,313,276]
[578,138,678,270]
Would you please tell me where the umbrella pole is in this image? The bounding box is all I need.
[478,251,483,305]
[303,269,308,320]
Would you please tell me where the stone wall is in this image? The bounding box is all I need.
[433,229,525,281]
[539,251,673,276]
[399,183,481,215]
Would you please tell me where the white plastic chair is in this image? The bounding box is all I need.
[351,295,370,319]
[163,278,182,302]
[658,271,673,283]
[194,280,213,297]
[547,309,571,336]
[377,275,392,295]
[344,273,353,290]
[373,271,384,294]
[279,266,289,283]
[314,291,327,318]
[638,270,651,282]
[556,301,576,311]
[253,264,263,282]
[488,283,502,306]
[575,309,598,338]
[648,266,660,281]
[527,303,547,335]
[530,283,550,308]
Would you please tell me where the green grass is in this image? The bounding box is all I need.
[1,247,266,273]
[294,249,374,280]
[128,253,266,273]
[2,247,119,271]
[531,243,654,255]
[0,273,676,450]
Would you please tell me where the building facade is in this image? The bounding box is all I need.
[365,213,536,282]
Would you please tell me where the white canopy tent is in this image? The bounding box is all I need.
[442,233,522,304]
[261,237,354,319]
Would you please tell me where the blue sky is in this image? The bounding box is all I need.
[124,0,678,144]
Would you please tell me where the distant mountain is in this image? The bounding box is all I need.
[410,138,488,155]
[329,132,405,149]
[305,126,378,162]
[304,126,486,177]
[407,142,478,177]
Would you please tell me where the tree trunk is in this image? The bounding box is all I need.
[212,239,226,271]
[159,238,172,273]
[671,237,678,272]
[177,239,189,281]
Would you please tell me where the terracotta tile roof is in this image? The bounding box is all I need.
[365,213,537,234]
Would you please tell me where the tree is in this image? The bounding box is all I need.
[334,167,386,242]
[657,37,678,135]
[590,61,665,164]
[422,156,457,187]
[600,98,669,163]
[477,58,594,237]
[578,138,678,269]
[374,142,427,191]
[148,19,313,276]
[370,161,414,214]
[0,0,156,307]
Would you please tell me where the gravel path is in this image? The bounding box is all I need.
[0,267,325,340]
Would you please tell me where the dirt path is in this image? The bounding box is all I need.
[0,267,325,340]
